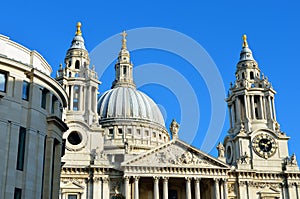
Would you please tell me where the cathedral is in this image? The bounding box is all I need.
[1,21,298,199]
[55,23,300,199]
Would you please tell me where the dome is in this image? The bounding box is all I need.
[97,86,165,128]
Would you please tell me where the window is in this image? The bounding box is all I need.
[73,85,79,111]
[127,129,132,134]
[123,67,127,75]
[136,129,141,135]
[14,188,22,199]
[75,60,80,69]
[51,95,58,114]
[17,127,26,171]
[67,131,82,145]
[0,72,7,92]
[250,72,254,80]
[68,194,78,199]
[153,132,156,138]
[118,128,123,134]
[109,129,114,135]
[145,130,149,136]
[22,81,29,101]
[41,88,48,109]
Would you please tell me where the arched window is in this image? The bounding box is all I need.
[250,72,254,80]
[75,60,80,69]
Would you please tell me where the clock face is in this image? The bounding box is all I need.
[252,134,277,159]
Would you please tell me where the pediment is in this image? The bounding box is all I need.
[258,186,281,197]
[60,181,84,191]
[122,139,229,169]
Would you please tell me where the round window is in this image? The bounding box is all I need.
[67,131,82,145]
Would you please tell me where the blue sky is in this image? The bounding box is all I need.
[1,1,299,157]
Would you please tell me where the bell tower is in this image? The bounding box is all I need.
[56,22,100,125]
[56,22,103,166]
[223,35,296,171]
[111,31,135,89]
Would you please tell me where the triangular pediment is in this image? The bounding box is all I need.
[60,181,84,191]
[122,139,229,169]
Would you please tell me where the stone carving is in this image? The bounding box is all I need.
[248,182,281,190]
[91,147,108,161]
[130,144,212,167]
[216,142,225,158]
[169,119,180,139]
[61,177,84,184]
[237,152,250,164]
[228,182,236,194]
[155,152,167,163]
[291,153,297,165]
[285,153,298,166]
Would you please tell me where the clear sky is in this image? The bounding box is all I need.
[1,0,299,157]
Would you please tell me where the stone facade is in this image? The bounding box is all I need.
[0,35,68,198]
[59,24,300,199]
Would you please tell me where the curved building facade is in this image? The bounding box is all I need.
[0,35,68,198]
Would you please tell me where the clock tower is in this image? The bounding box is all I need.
[223,35,296,171]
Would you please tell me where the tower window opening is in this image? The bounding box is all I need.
[68,61,72,67]
[73,85,79,111]
[250,72,254,80]
[109,129,114,135]
[136,129,141,135]
[123,67,127,76]
[254,95,262,119]
[238,95,246,120]
[118,128,123,134]
[22,81,30,101]
[75,60,80,69]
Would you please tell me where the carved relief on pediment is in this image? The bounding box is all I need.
[132,144,212,167]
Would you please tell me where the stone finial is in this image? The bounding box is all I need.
[169,119,180,140]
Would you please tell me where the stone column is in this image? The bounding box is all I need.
[93,177,102,199]
[153,176,160,199]
[134,176,140,199]
[194,178,201,199]
[214,178,220,199]
[124,176,130,199]
[185,177,192,199]
[251,96,255,119]
[163,177,169,199]
[223,179,228,199]
[102,177,110,199]
[244,95,249,120]
[70,85,74,110]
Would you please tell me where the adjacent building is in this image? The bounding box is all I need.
[0,35,68,199]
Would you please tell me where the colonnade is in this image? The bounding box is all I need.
[124,176,228,199]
